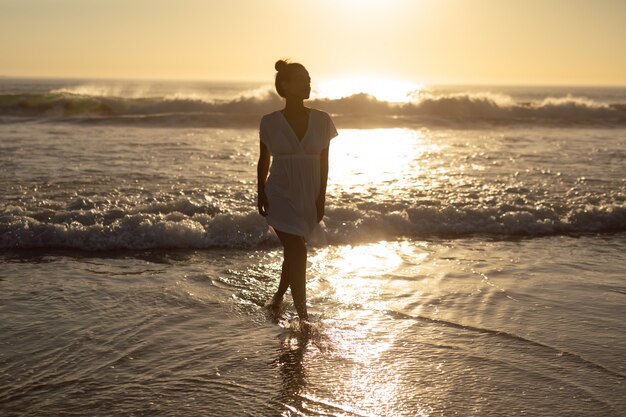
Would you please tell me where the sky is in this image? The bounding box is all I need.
[1,0,625,86]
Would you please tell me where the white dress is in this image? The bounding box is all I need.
[259,108,338,240]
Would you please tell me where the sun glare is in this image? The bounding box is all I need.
[328,128,439,194]
[314,77,423,103]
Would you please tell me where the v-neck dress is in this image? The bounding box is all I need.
[259,108,338,240]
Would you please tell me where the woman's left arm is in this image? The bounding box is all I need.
[317,147,329,222]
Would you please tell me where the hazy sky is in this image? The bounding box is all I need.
[1,0,625,85]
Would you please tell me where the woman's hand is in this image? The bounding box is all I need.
[317,147,329,223]
[258,190,269,216]
[316,196,325,222]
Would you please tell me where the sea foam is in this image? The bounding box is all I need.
[2,197,624,250]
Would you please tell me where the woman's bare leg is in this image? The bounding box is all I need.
[275,260,289,299]
[274,229,308,322]
[268,260,289,311]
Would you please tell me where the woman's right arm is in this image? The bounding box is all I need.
[257,141,270,216]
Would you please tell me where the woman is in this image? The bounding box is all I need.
[257,59,338,325]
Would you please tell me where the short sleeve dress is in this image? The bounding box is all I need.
[259,108,338,240]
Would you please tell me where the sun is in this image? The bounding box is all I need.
[313,76,423,103]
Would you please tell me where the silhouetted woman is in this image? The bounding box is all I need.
[257,60,338,325]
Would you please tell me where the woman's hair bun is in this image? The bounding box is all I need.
[275,59,288,72]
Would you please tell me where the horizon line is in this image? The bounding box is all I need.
[1,74,626,88]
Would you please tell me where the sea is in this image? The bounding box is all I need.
[1,77,625,416]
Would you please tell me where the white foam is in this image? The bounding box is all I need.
[2,201,624,250]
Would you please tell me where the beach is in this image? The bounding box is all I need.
[1,78,625,416]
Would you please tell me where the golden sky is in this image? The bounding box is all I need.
[1,0,625,85]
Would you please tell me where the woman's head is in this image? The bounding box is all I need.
[274,59,311,100]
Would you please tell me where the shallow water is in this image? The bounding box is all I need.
[1,235,625,416]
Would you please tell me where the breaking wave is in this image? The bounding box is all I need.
[2,197,624,250]
[1,89,625,127]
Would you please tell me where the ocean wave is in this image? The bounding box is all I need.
[1,89,625,127]
[2,198,624,250]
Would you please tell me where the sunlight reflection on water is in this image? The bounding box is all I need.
[329,128,441,194]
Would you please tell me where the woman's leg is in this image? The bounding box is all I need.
[274,260,289,300]
[267,260,289,311]
[274,229,308,321]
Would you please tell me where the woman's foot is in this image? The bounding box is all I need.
[265,294,283,315]
[299,318,312,334]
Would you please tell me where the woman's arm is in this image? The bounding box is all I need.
[257,141,270,216]
[317,147,329,222]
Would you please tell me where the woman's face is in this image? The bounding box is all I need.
[282,67,311,100]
